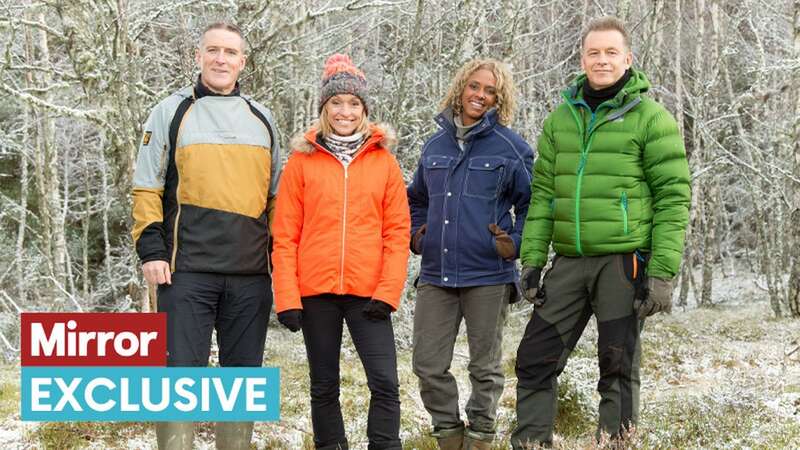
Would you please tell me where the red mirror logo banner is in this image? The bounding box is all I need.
[21,313,167,366]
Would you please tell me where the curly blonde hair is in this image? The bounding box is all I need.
[439,59,517,126]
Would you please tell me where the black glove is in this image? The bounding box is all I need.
[520,266,544,305]
[362,299,394,321]
[278,309,302,332]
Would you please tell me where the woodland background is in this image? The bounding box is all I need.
[0,0,798,332]
[0,0,798,448]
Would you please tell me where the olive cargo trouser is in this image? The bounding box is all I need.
[512,254,645,448]
[412,283,511,432]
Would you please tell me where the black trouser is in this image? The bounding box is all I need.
[301,295,401,450]
[157,272,271,367]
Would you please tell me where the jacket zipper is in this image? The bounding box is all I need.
[170,178,182,272]
[316,144,370,293]
[266,221,273,278]
[340,165,348,292]
[563,93,613,255]
[620,191,629,234]
[564,95,587,255]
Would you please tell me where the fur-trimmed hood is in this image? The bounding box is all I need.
[289,122,397,155]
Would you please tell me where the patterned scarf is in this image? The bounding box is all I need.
[323,132,366,166]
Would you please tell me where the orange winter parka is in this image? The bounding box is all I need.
[271,123,411,313]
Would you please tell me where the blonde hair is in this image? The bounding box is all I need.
[319,98,370,137]
[439,59,517,126]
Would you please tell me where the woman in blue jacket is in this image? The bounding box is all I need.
[407,59,534,449]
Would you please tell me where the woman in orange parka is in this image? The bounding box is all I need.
[271,54,410,450]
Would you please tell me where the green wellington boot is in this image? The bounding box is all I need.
[462,427,495,450]
[215,421,254,450]
[156,422,194,450]
[430,424,464,450]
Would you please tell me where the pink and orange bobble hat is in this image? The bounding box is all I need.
[318,54,370,115]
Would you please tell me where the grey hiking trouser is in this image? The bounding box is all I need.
[511,254,645,448]
[412,283,511,432]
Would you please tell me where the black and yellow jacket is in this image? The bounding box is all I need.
[132,79,282,274]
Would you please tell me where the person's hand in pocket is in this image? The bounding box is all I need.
[412,224,427,255]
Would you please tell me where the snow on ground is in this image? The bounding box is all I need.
[2,268,799,448]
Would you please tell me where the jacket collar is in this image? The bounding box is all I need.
[290,122,397,155]
[563,68,651,111]
[194,75,241,99]
[435,107,498,139]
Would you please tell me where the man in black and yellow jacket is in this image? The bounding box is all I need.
[131,22,281,450]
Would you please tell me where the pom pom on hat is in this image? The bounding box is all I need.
[319,53,370,114]
[321,54,365,80]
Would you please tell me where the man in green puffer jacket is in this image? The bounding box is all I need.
[511,16,691,447]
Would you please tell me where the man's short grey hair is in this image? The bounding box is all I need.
[199,22,247,52]
[581,16,631,50]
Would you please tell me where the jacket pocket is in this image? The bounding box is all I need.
[423,155,453,197]
[465,156,505,199]
[620,191,629,235]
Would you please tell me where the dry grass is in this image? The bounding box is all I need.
[10,290,800,449]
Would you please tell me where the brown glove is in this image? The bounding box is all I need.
[634,277,674,319]
[412,224,427,255]
[488,224,516,260]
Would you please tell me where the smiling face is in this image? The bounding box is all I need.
[195,28,246,95]
[580,29,632,90]
[323,94,365,136]
[459,68,497,126]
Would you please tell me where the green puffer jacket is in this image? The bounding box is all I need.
[520,69,690,279]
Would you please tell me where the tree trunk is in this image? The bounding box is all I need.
[616,0,632,21]
[17,113,31,305]
[101,158,114,296]
[17,25,37,305]
[690,0,715,308]
[390,0,425,125]
[62,142,76,298]
[82,136,91,301]
[675,0,694,307]
[787,0,800,317]
[33,10,68,300]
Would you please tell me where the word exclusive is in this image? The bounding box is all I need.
[21,367,280,421]
[20,313,283,421]
[21,313,167,366]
